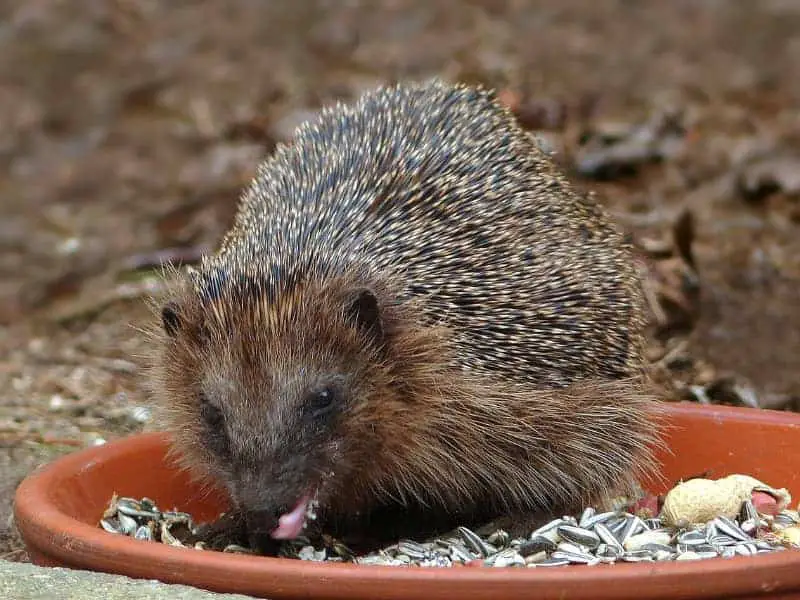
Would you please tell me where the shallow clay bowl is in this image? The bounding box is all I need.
[14,401,800,600]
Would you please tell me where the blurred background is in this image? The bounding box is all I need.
[1,0,799,561]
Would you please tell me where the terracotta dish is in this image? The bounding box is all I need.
[14,402,800,600]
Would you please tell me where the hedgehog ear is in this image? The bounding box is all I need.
[347,289,383,344]
[161,301,182,337]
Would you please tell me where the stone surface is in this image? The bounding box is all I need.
[0,559,260,600]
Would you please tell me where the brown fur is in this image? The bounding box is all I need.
[145,80,665,546]
[148,268,663,540]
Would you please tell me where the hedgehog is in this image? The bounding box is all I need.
[150,79,663,551]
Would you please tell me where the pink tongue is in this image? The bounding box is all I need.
[271,495,311,539]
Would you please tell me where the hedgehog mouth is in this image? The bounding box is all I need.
[270,490,317,539]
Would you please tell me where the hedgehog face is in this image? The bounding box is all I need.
[194,361,350,541]
[155,282,387,540]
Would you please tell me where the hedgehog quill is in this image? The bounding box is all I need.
[149,80,664,553]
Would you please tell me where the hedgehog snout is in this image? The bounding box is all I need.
[238,489,316,540]
[225,451,318,540]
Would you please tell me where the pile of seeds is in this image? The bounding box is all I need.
[100,493,800,567]
[100,495,198,547]
[279,500,799,567]
[100,495,258,554]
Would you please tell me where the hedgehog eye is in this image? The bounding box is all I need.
[307,387,337,420]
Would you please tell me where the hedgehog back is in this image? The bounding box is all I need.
[200,81,644,388]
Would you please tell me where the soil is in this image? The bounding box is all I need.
[1,0,799,562]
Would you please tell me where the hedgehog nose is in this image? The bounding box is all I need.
[243,509,283,555]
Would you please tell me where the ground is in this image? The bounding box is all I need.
[1,0,799,561]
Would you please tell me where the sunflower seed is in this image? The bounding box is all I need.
[433,536,459,549]
[531,518,565,538]
[449,543,475,563]
[706,522,717,538]
[99,518,121,534]
[708,534,738,548]
[420,556,452,568]
[355,554,401,566]
[617,516,645,544]
[596,543,623,559]
[756,540,780,551]
[740,518,759,535]
[551,550,597,565]
[594,523,624,551]
[393,554,413,565]
[117,512,139,536]
[331,541,355,560]
[116,497,141,512]
[117,498,160,520]
[606,516,628,537]
[624,530,672,551]
[579,507,596,528]
[531,557,571,567]
[524,550,548,565]
[556,541,588,555]
[740,499,759,523]
[734,543,758,556]
[134,524,154,541]
[487,529,510,548]
[457,526,493,557]
[774,511,800,528]
[159,521,184,547]
[162,510,193,523]
[298,545,327,561]
[620,550,654,563]
[641,543,675,554]
[485,548,524,567]
[714,516,750,542]
[518,535,556,556]
[397,539,431,560]
[223,544,255,554]
[580,511,617,529]
[557,525,600,549]
[643,518,663,530]
[677,530,707,546]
